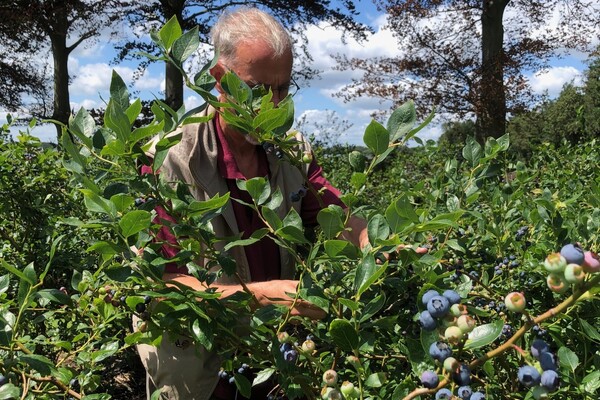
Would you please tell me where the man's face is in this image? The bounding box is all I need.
[226,39,294,106]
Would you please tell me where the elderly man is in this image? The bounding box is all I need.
[136,6,368,400]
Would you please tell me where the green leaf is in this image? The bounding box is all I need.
[0,275,8,294]
[172,26,199,63]
[0,384,20,400]
[348,150,366,172]
[387,100,416,142]
[234,373,252,398]
[261,207,282,231]
[354,254,386,298]
[61,129,87,174]
[80,189,117,216]
[385,196,419,233]
[360,293,386,323]
[367,214,390,243]
[324,240,358,259]
[110,70,129,110]
[125,98,142,125]
[253,368,275,386]
[579,318,600,341]
[119,210,152,238]
[240,177,271,205]
[582,370,600,394]
[462,136,482,167]
[363,120,390,155]
[69,107,95,147]
[20,354,56,375]
[91,341,119,362]
[104,99,131,142]
[328,318,358,352]
[159,15,183,51]
[558,346,579,373]
[364,372,387,388]
[350,172,367,191]
[1,260,35,285]
[36,289,73,307]
[465,319,503,349]
[252,107,289,133]
[317,205,345,239]
[191,319,213,351]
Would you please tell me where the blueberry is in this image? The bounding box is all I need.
[228,376,235,384]
[218,370,228,379]
[283,349,298,363]
[540,369,560,391]
[435,388,453,399]
[0,374,7,386]
[144,295,152,304]
[442,289,461,305]
[422,289,439,306]
[135,302,146,313]
[279,342,292,353]
[429,341,453,362]
[470,393,486,400]
[517,365,541,387]
[420,370,439,389]
[530,339,550,359]
[457,385,472,399]
[427,295,450,318]
[418,310,437,331]
[290,192,301,202]
[560,243,584,265]
[539,351,558,371]
[452,364,471,386]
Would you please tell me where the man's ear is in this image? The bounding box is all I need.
[210,61,226,94]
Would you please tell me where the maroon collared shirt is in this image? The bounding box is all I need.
[144,117,345,280]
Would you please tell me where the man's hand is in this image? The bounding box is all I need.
[248,280,326,320]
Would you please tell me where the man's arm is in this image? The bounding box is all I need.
[163,272,326,320]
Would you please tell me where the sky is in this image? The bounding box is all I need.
[2,1,596,146]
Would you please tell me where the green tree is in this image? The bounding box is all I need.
[0,0,133,140]
[115,1,370,111]
[583,48,600,136]
[335,0,599,141]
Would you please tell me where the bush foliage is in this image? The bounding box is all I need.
[1,19,600,400]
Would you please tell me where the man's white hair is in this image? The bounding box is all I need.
[210,7,293,64]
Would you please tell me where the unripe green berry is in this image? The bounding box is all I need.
[340,381,355,397]
[278,331,290,343]
[504,292,526,313]
[532,385,550,399]
[547,273,569,293]
[457,314,476,333]
[302,151,313,164]
[323,369,338,387]
[564,263,586,284]
[450,303,468,317]
[301,339,316,353]
[543,253,567,273]
[443,356,460,373]
[346,355,361,369]
[445,326,464,344]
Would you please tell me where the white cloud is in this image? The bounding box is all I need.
[529,66,583,97]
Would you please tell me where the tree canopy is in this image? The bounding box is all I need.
[334,0,600,140]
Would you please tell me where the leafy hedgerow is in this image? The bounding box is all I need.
[1,17,600,400]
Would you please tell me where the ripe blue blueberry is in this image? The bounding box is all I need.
[470,393,486,400]
[540,369,560,391]
[280,342,292,354]
[539,351,558,371]
[420,370,439,389]
[422,289,439,306]
[284,349,298,363]
[452,363,471,386]
[443,289,461,305]
[560,243,584,265]
[457,385,473,399]
[530,339,550,359]
[435,388,452,399]
[419,310,437,331]
[429,341,453,362]
[517,365,541,387]
[427,295,450,318]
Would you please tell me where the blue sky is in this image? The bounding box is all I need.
[2,2,595,145]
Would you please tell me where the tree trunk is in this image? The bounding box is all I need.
[50,13,70,142]
[165,61,184,111]
[162,0,186,111]
[477,0,509,142]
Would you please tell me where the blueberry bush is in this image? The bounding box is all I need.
[1,18,600,400]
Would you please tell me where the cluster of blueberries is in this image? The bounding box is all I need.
[493,254,520,275]
[517,339,560,397]
[217,363,250,385]
[418,289,486,399]
[544,243,600,294]
[515,226,529,241]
